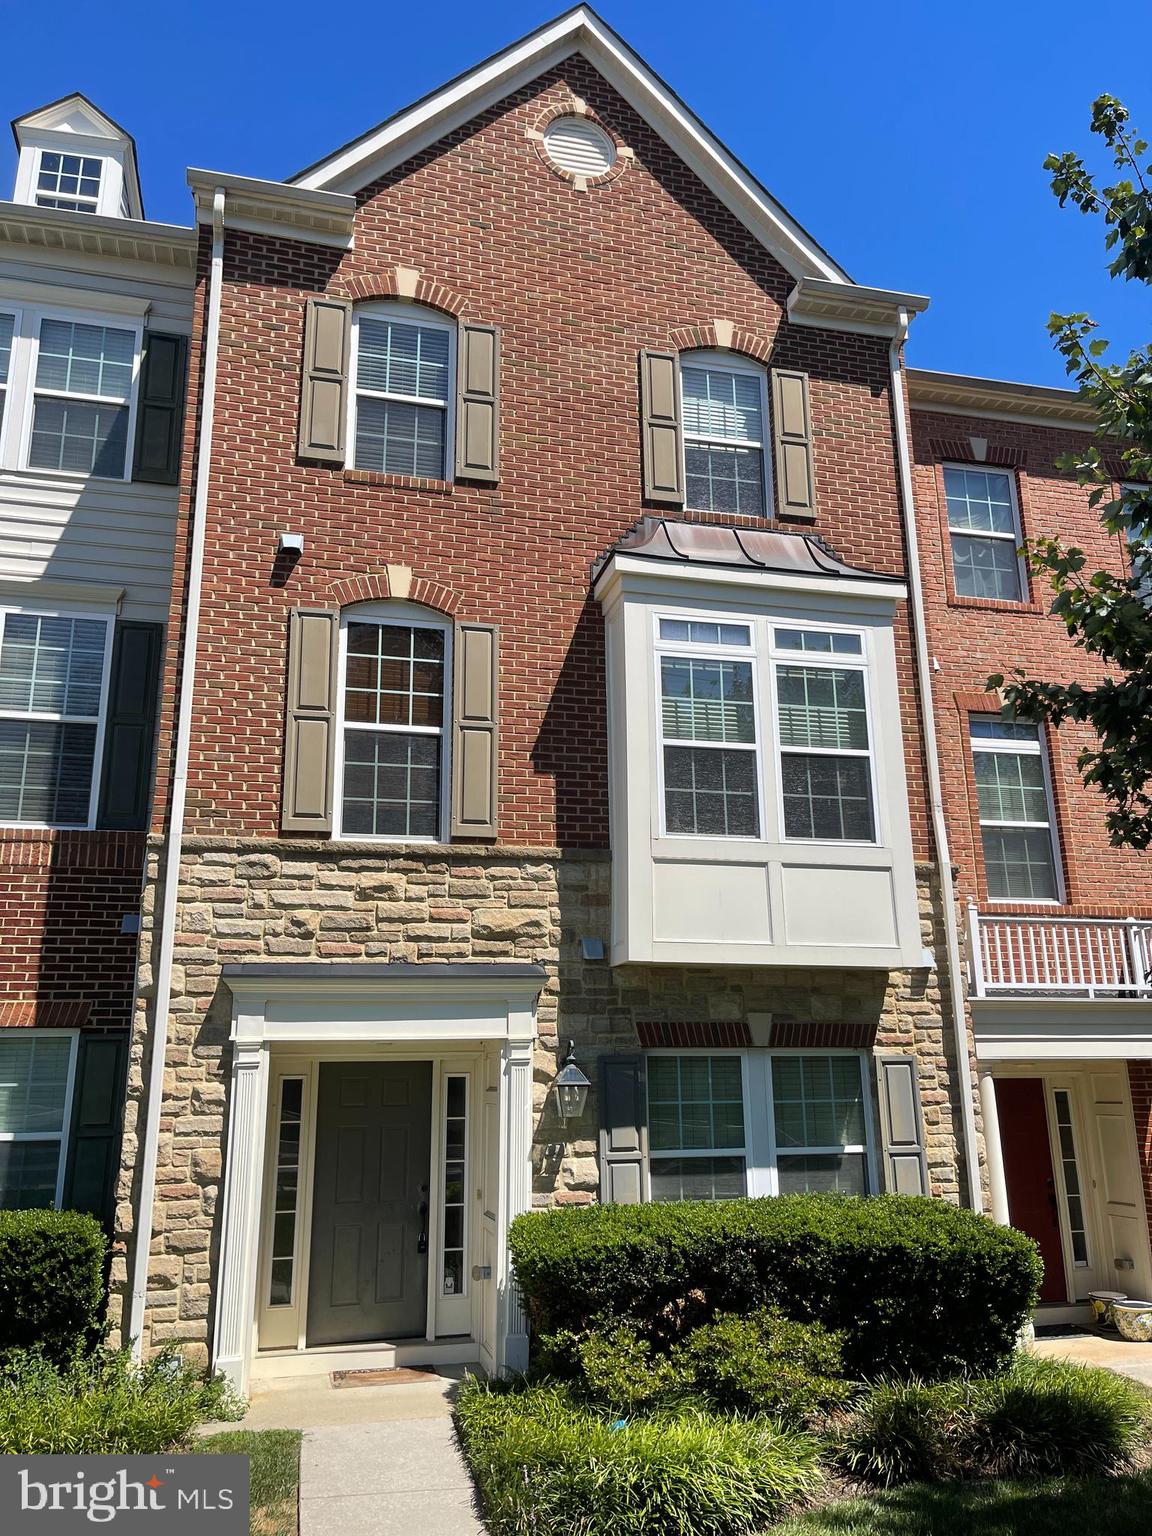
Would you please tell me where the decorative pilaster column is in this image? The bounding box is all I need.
[978,1066,1010,1225]
[211,1036,269,1392]
[496,1033,535,1375]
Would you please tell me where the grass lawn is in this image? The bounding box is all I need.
[776,1471,1152,1536]
[195,1428,301,1536]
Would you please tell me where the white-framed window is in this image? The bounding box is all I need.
[648,1054,749,1199]
[349,303,455,479]
[0,606,115,828]
[970,716,1061,901]
[0,310,14,440]
[0,307,141,481]
[771,626,877,843]
[646,1049,874,1201]
[334,603,452,841]
[654,613,879,845]
[681,351,769,517]
[35,150,103,214]
[944,465,1026,601]
[656,616,761,838]
[0,1030,78,1210]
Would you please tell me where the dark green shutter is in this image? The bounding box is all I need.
[62,1033,128,1229]
[97,621,163,831]
[598,1055,648,1204]
[132,331,188,484]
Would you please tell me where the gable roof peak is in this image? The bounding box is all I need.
[289,5,849,285]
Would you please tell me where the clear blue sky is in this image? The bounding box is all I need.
[2,0,1148,386]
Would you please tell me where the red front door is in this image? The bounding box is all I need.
[997,1077,1067,1305]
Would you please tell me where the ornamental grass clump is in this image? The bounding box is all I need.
[836,1355,1152,1487]
[456,1376,823,1536]
[0,1346,245,1455]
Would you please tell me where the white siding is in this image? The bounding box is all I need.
[0,244,193,623]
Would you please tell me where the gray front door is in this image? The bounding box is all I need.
[307,1061,433,1346]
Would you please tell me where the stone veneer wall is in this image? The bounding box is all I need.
[110,840,972,1360]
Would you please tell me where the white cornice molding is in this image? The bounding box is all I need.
[787,277,930,338]
[287,6,847,284]
[907,367,1098,430]
[0,200,195,270]
[187,170,356,249]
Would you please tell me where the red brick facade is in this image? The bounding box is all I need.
[908,409,1149,916]
[160,58,932,857]
[0,831,145,1032]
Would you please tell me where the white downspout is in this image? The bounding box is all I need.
[129,188,227,1354]
[888,309,983,1212]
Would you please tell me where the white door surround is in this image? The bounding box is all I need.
[979,1058,1152,1315]
[213,962,544,1393]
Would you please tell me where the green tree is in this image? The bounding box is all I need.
[988,96,1152,847]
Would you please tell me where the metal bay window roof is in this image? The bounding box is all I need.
[591,516,905,588]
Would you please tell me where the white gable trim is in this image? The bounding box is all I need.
[290,6,848,285]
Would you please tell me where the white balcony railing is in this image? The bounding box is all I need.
[968,905,1152,999]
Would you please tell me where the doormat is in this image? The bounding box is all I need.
[331,1366,440,1388]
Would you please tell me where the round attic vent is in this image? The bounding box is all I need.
[542,116,617,177]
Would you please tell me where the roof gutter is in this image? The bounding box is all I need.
[128,187,226,1354]
[887,309,983,1212]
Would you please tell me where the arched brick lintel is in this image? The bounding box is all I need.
[326,573,462,616]
[338,273,469,318]
[669,324,772,364]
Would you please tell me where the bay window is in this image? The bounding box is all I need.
[335,608,450,840]
[0,1031,76,1209]
[646,1050,873,1201]
[0,607,113,827]
[656,615,877,844]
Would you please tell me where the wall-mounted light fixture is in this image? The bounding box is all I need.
[552,1040,591,1124]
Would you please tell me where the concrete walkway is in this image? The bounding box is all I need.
[238,1368,486,1534]
[1031,1328,1152,1388]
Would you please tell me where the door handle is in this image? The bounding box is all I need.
[417,1198,429,1255]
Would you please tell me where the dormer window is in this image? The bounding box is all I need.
[35,151,103,214]
[11,95,143,221]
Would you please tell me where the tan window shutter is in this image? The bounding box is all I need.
[771,368,817,520]
[282,608,338,833]
[298,298,352,463]
[598,1055,649,1204]
[451,622,498,839]
[639,349,684,504]
[877,1055,929,1195]
[455,323,500,483]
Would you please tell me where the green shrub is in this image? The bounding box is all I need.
[0,1346,245,1454]
[679,1310,854,1422]
[456,1376,823,1536]
[837,1356,1152,1486]
[510,1194,1042,1379]
[0,1209,107,1364]
[577,1324,689,1411]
